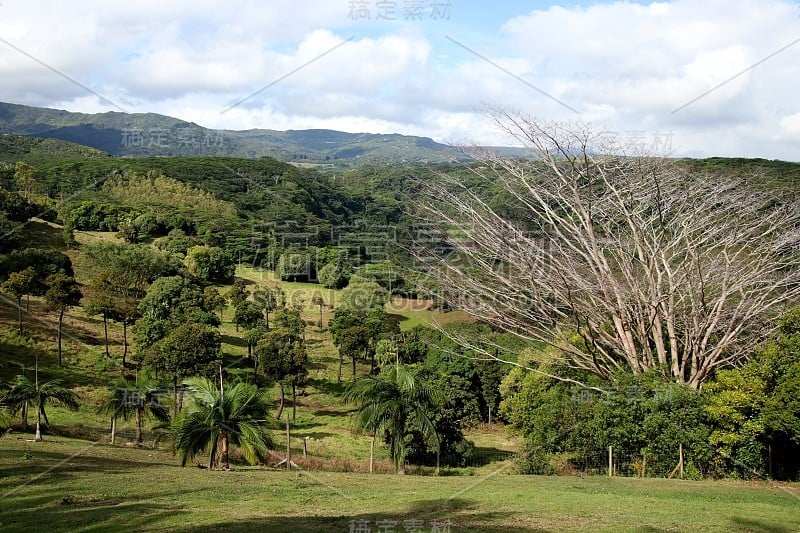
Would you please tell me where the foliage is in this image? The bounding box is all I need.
[1,267,35,333]
[253,286,285,329]
[343,364,439,474]
[337,281,388,312]
[98,373,170,445]
[0,248,73,295]
[170,377,273,469]
[156,228,197,256]
[350,261,406,295]
[3,375,79,441]
[142,322,222,386]
[184,245,235,283]
[318,260,351,289]
[255,324,308,419]
[276,252,313,282]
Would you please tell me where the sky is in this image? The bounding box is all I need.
[1,0,799,160]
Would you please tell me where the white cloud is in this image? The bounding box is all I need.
[0,0,798,159]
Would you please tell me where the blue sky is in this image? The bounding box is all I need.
[1,0,799,159]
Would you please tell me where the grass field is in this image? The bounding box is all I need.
[1,436,798,532]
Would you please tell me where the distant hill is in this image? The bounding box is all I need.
[0,101,463,166]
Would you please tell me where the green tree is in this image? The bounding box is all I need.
[318,261,351,289]
[338,326,369,379]
[311,293,326,328]
[13,161,37,202]
[142,322,222,419]
[254,286,285,330]
[171,377,273,470]
[256,326,308,421]
[44,274,82,366]
[1,267,35,334]
[184,245,235,283]
[337,281,388,312]
[234,301,264,359]
[343,364,439,474]
[0,248,73,296]
[3,375,79,441]
[108,298,140,366]
[224,280,249,324]
[99,373,170,445]
[276,252,313,282]
[203,286,227,319]
[84,274,116,359]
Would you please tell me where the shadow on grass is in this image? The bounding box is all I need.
[178,498,540,533]
[307,377,346,396]
[1,493,190,532]
[0,446,175,481]
[221,334,248,348]
[468,446,515,467]
[728,517,797,533]
[311,409,351,418]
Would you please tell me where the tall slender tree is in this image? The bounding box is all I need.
[43,274,82,366]
[344,364,439,474]
[3,374,79,441]
[1,267,35,335]
[98,373,170,445]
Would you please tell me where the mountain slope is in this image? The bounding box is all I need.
[0,101,461,165]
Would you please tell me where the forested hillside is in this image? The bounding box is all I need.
[0,102,462,164]
[0,132,799,486]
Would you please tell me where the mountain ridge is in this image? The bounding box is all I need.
[0,101,462,165]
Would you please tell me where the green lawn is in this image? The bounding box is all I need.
[0,437,798,532]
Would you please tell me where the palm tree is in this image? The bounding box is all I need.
[170,377,273,470]
[343,364,439,475]
[98,373,170,445]
[3,375,79,441]
[0,407,11,436]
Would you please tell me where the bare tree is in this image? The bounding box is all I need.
[416,111,800,388]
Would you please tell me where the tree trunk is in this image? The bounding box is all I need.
[276,382,285,420]
[265,310,270,330]
[122,321,128,366]
[370,435,375,474]
[103,312,110,359]
[26,293,30,312]
[291,382,297,421]
[17,296,22,335]
[57,309,64,366]
[172,376,179,421]
[768,442,774,479]
[135,407,143,446]
[35,407,42,442]
[21,401,28,432]
[285,415,291,470]
[318,305,323,329]
[337,353,343,383]
[247,339,252,360]
[352,354,356,377]
[222,432,230,470]
[110,416,116,445]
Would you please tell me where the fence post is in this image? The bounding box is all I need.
[608,445,613,477]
